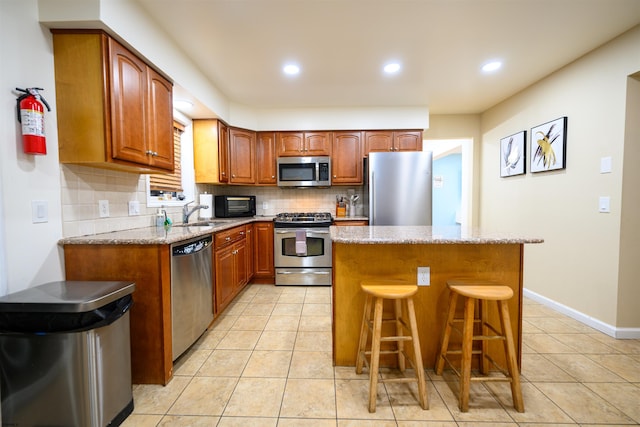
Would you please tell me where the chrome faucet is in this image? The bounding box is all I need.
[182,201,209,224]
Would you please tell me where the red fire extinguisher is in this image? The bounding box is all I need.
[16,87,51,155]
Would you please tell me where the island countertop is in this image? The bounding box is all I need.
[330,225,543,245]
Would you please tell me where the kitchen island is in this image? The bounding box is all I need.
[330,225,543,370]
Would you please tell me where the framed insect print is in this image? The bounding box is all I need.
[500,130,526,177]
[530,117,567,173]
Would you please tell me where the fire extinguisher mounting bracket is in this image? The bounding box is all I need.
[16,88,51,123]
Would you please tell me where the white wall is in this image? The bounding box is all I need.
[0,0,65,294]
[480,25,640,332]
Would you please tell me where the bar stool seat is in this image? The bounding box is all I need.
[355,280,428,412]
[435,280,524,412]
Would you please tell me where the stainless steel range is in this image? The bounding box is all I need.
[274,212,333,286]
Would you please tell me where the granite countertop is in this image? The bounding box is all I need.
[330,225,543,245]
[59,217,274,245]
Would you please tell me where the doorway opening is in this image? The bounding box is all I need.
[423,138,473,228]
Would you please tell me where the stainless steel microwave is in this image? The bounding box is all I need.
[277,156,331,187]
[214,195,256,217]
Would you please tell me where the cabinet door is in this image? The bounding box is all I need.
[218,121,230,183]
[235,239,248,290]
[332,131,362,184]
[110,39,148,165]
[215,245,236,313]
[194,119,224,184]
[245,224,255,281]
[394,130,423,152]
[229,128,256,184]
[305,132,332,156]
[364,131,393,155]
[253,221,275,281]
[277,132,304,156]
[146,67,174,170]
[256,132,277,185]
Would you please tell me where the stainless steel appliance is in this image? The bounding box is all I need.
[214,195,256,217]
[274,212,333,286]
[277,156,331,187]
[0,281,135,427]
[171,235,213,360]
[364,151,433,225]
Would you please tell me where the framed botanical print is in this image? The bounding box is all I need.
[531,117,567,173]
[500,131,526,177]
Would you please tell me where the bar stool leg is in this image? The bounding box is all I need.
[435,291,458,375]
[368,297,384,413]
[395,299,406,372]
[498,299,525,412]
[406,297,429,409]
[459,296,475,412]
[480,299,490,375]
[356,294,373,375]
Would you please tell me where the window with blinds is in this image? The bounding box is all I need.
[149,122,184,194]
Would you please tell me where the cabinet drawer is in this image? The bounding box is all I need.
[215,226,246,249]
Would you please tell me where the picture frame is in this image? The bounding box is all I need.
[530,117,567,173]
[500,130,526,177]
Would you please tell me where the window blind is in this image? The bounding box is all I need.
[149,121,184,192]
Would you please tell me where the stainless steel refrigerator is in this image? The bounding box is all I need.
[364,151,433,225]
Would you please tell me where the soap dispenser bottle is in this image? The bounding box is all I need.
[156,208,166,228]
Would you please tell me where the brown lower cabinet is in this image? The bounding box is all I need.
[253,221,275,283]
[63,244,173,385]
[214,225,249,314]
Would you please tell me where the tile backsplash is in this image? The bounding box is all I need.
[60,165,364,238]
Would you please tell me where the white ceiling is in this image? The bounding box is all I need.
[135,0,640,116]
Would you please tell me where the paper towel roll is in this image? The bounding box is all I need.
[199,194,213,219]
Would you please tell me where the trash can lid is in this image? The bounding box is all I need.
[0,281,135,313]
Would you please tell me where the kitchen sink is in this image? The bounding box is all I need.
[175,221,231,228]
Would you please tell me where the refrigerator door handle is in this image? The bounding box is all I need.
[370,171,375,224]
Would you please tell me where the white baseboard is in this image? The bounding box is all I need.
[523,288,640,339]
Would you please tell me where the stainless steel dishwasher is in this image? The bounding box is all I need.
[171,234,213,360]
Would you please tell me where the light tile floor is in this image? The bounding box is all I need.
[123,284,640,426]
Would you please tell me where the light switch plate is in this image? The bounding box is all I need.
[600,157,612,174]
[599,196,610,213]
[31,200,48,223]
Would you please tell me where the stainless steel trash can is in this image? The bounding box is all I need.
[0,280,135,427]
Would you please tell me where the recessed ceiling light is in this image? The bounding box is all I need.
[283,64,300,75]
[384,63,401,74]
[482,61,502,73]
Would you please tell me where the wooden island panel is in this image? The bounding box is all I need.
[332,242,523,370]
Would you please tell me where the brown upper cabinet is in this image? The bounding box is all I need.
[52,30,174,173]
[277,131,332,156]
[256,132,277,185]
[331,131,363,185]
[228,127,256,184]
[363,130,423,155]
[193,119,229,184]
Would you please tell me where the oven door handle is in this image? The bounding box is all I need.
[276,271,331,275]
[275,230,330,235]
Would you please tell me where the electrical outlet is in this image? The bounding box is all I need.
[98,200,110,218]
[128,200,140,216]
[417,267,430,286]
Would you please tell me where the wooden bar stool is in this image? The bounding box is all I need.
[435,280,524,412]
[355,280,428,413]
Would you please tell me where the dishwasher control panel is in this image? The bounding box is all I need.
[172,235,212,256]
